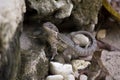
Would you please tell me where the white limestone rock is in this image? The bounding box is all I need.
[50,61,73,75]
[80,74,88,80]
[65,74,75,80]
[72,34,90,47]
[27,0,73,19]
[0,0,26,49]
[71,60,90,72]
[46,75,64,80]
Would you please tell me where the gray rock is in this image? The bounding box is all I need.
[101,50,120,80]
[20,49,49,80]
[27,0,73,19]
[20,32,32,50]
[25,0,102,30]
[72,34,90,47]
[46,75,64,80]
[72,0,102,31]
[54,55,65,64]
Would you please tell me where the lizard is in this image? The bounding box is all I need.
[42,22,97,60]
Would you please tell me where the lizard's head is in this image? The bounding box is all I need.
[43,22,59,33]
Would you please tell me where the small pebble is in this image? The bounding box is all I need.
[72,34,90,47]
[80,74,88,80]
[97,29,106,39]
[46,75,64,80]
[71,60,91,72]
[54,55,65,63]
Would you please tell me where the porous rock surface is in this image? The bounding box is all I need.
[101,50,120,80]
[72,0,102,31]
[26,0,102,30]
[20,31,49,80]
[27,0,73,19]
[0,0,26,49]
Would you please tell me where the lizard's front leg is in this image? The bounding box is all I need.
[43,22,59,60]
[50,41,58,60]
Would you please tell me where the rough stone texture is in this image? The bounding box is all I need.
[20,49,48,80]
[72,0,102,31]
[72,34,90,47]
[27,0,73,19]
[46,75,64,80]
[95,21,120,80]
[0,0,26,80]
[19,31,49,80]
[0,0,26,50]
[20,32,32,50]
[101,50,120,80]
[25,0,102,31]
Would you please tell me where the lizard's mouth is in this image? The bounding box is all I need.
[43,22,59,32]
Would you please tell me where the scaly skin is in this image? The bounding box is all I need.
[69,31,97,57]
[43,22,97,59]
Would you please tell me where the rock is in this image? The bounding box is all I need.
[55,0,73,19]
[20,49,49,80]
[46,74,75,80]
[97,29,106,39]
[20,32,32,50]
[0,0,25,49]
[72,0,81,5]
[72,0,102,31]
[50,61,64,75]
[0,0,26,80]
[71,60,90,72]
[46,75,64,80]
[50,61,73,75]
[50,62,75,80]
[105,75,114,80]
[27,0,73,19]
[54,55,65,64]
[74,71,80,79]
[80,74,88,80]
[65,74,75,80]
[72,34,90,47]
[101,50,120,80]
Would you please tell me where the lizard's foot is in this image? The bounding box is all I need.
[51,51,58,60]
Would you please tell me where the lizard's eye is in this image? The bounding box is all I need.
[45,24,53,28]
[49,26,53,29]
